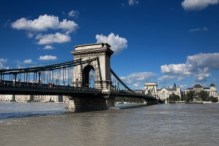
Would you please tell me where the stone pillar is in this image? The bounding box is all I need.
[106,98,115,108]
[68,100,75,112]
[68,97,115,112]
[29,95,34,102]
[12,94,16,101]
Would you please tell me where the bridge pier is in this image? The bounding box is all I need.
[145,100,158,105]
[68,97,115,112]
[12,94,16,101]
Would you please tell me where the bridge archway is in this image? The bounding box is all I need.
[82,65,95,87]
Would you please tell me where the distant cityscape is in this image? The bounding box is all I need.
[144,83,218,103]
[0,94,70,103]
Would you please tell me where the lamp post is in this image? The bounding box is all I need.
[38,72,41,84]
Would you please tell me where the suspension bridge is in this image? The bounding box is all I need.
[0,43,158,111]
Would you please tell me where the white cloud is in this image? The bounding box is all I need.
[96,33,128,53]
[0,58,7,69]
[11,14,78,33]
[68,10,79,18]
[128,0,139,6]
[194,68,211,81]
[36,33,71,45]
[43,45,54,50]
[38,55,57,61]
[0,58,7,63]
[158,75,177,84]
[160,53,219,83]
[186,53,219,71]
[23,59,32,64]
[120,72,157,86]
[59,19,78,34]
[189,27,208,32]
[133,82,140,87]
[182,0,219,10]
[161,64,190,75]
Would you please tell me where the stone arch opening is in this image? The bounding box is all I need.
[82,65,95,87]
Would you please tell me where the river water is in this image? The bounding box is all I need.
[0,102,218,146]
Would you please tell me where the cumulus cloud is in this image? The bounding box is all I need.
[11,15,59,31]
[0,58,7,63]
[59,19,78,34]
[43,45,54,50]
[68,10,79,18]
[186,53,219,71]
[23,59,33,64]
[128,0,139,6]
[133,82,140,87]
[0,58,7,69]
[189,27,208,32]
[194,68,211,81]
[158,75,176,84]
[38,55,57,61]
[11,14,78,33]
[11,14,79,45]
[161,64,190,75]
[120,72,157,87]
[36,33,71,45]
[96,33,128,53]
[160,53,219,82]
[182,0,219,10]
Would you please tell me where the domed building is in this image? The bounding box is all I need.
[185,83,218,98]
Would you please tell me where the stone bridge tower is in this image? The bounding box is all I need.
[71,43,114,91]
[69,43,115,112]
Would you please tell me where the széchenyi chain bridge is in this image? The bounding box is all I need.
[0,43,160,112]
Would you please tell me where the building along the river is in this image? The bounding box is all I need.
[185,83,218,98]
[144,82,181,103]
[157,83,181,103]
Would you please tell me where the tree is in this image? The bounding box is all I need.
[209,96,218,103]
[185,91,195,103]
[169,93,180,102]
[195,90,209,101]
[181,92,186,101]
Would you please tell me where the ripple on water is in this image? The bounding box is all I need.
[0,103,219,146]
[0,102,68,120]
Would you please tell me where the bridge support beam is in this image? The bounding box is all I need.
[145,100,158,105]
[68,97,115,112]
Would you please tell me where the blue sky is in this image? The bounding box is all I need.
[0,0,219,90]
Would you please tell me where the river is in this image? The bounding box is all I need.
[0,102,218,146]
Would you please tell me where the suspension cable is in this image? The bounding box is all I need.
[110,69,134,92]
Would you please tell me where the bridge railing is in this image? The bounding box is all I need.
[0,80,101,92]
